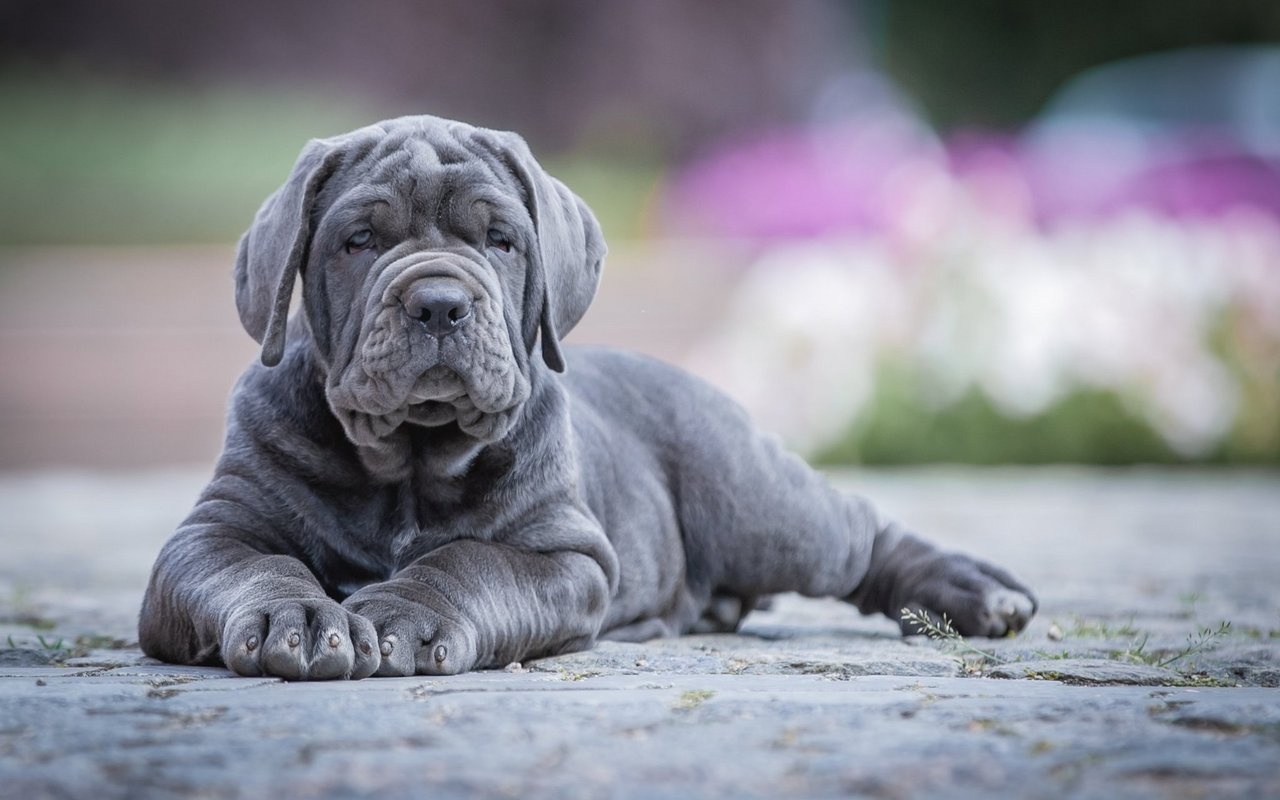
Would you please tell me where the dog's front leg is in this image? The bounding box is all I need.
[139,526,382,680]
[343,511,616,676]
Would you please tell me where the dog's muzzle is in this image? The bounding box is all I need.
[325,251,529,452]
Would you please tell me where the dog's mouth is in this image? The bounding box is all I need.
[405,399,458,427]
[394,364,470,427]
[328,354,530,450]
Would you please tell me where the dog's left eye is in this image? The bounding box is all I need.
[485,229,512,253]
[345,230,375,253]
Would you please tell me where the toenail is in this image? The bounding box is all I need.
[381,636,395,657]
[246,635,258,652]
[287,632,301,648]
[433,644,447,664]
[359,641,372,656]
[328,633,341,648]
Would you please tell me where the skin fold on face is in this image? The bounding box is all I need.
[312,134,536,452]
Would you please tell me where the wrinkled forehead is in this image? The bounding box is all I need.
[315,124,531,232]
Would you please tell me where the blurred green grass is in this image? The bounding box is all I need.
[0,74,661,246]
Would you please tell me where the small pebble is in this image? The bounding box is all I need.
[1047,623,1064,642]
[35,679,46,687]
[503,662,525,673]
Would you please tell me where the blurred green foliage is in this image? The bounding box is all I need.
[816,363,1280,466]
[0,75,372,244]
[0,74,660,246]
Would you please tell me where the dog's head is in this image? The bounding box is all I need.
[234,116,605,447]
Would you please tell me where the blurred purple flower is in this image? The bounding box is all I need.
[664,122,1280,238]
[662,121,943,239]
[1078,150,1280,220]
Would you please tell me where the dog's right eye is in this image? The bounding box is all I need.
[485,229,512,253]
[345,230,375,253]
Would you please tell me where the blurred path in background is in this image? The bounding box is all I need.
[0,242,744,469]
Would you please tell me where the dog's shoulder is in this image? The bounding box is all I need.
[559,346,745,432]
[560,346,702,398]
[225,334,350,452]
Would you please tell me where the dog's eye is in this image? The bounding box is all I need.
[485,229,512,253]
[345,229,375,253]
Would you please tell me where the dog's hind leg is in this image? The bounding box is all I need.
[670,388,1036,638]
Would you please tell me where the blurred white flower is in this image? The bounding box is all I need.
[686,240,909,454]
[690,203,1278,458]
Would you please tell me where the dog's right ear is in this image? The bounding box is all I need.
[470,129,606,374]
[234,139,347,367]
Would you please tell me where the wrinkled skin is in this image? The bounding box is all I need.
[138,115,1036,680]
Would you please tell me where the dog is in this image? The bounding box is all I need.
[138,115,1036,680]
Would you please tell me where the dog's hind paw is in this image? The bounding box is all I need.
[898,555,1038,639]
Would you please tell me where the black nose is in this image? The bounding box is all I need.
[403,285,473,337]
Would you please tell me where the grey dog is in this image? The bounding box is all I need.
[139,115,1036,680]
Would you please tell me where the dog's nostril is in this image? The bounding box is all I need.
[404,285,473,337]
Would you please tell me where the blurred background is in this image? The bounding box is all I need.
[2,0,1279,471]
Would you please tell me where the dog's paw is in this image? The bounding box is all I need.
[221,597,380,680]
[898,555,1037,639]
[342,584,479,676]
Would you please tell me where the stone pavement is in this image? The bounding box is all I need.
[1,468,1278,799]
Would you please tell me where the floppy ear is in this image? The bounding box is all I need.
[475,132,606,373]
[234,139,347,367]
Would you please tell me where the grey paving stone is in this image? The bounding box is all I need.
[62,649,152,669]
[0,666,102,678]
[528,635,964,678]
[0,649,54,667]
[986,658,1182,685]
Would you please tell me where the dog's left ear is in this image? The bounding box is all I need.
[234,126,384,367]
[474,131,606,373]
[234,139,341,366]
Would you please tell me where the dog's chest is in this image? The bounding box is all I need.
[384,471,498,565]
[332,434,515,583]
[331,501,471,596]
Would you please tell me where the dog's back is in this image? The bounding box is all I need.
[560,346,875,635]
